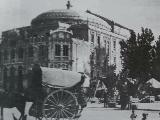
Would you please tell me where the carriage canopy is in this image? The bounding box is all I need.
[41,67,82,88]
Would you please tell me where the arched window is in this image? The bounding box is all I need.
[28,46,34,57]
[18,47,24,59]
[3,67,8,90]
[97,36,100,47]
[11,49,15,59]
[18,66,23,91]
[4,50,8,61]
[114,57,116,64]
[39,45,45,57]
[0,52,1,64]
[63,45,69,56]
[91,33,94,43]
[9,67,15,91]
[55,44,61,56]
[107,41,110,54]
[113,40,116,51]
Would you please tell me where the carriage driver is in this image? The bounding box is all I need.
[23,63,43,118]
[25,63,43,101]
[30,63,43,101]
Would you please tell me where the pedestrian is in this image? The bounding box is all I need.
[28,63,43,118]
[120,81,129,110]
[103,88,108,108]
[130,110,137,120]
[31,63,43,100]
[142,113,148,120]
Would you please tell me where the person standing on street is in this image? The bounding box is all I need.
[103,88,108,107]
[142,113,148,120]
[119,81,129,110]
[130,110,137,120]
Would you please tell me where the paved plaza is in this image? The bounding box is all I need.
[79,103,160,120]
[1,102,160,120]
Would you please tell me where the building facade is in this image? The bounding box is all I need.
[0,6,130,90]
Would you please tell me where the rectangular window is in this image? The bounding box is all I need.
[39,45,45,57]
[104,39,106,48]
[0,52,1,64]
[63,45,69,56]
[28,46,34,57]
[91,34,94,43]
[107,41,110,54]
[97,36,100,47]
[114,57,116,63]
[113,40,116,50]
[11,49,15,59]
[55,44,61,56]
[4,50,8,61]
[18,48,24,59]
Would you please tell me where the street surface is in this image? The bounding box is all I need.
[79,103,160,120]
[1,102,160,120]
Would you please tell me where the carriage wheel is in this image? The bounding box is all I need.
[43,90,78,120]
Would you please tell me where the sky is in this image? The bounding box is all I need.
[0,0,160,38]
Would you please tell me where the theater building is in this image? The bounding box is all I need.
[0,3,130,90]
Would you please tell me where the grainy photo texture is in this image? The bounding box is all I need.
[0,0,160,120]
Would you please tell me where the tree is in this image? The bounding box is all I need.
[90,46,108,94]
[90,44,118,97]
[105,65,117,96]
[136,28,154,84]
[152,35,160,81]
[120,30,138,78]
[120,28,155,85]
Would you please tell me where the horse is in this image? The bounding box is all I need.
[0,64,44,120]
[0,90,27,120]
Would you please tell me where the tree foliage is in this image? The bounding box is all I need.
[120,30,138,77]
[101,65,117,97]
[120,28,155,85]
[136,28,154,83]
[152,35,160,81]
[90,45,118,97]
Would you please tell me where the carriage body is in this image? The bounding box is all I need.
[26,66,88,120]
[0,66,88,120]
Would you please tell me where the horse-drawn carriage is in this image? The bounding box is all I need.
[0,65,88,120]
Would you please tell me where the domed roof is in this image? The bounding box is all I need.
[31,9,81,25]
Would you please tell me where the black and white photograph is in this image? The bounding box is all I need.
[0,0,160,120]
